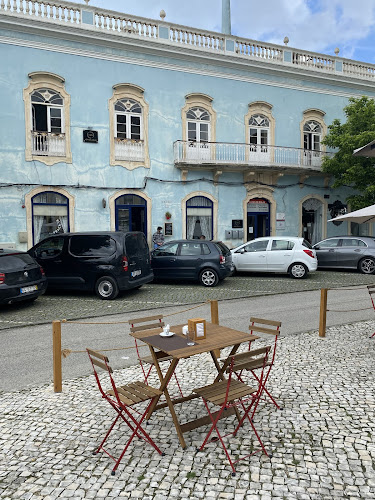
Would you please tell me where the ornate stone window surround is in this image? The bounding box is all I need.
[182,93,216,143]
[25,186,75,248]
[181,191,218,241]
[245,102,275,161]
[299,194,327,240]
[243,186,276,242]
[109,84,150,170]
[23,72,72,166]
[108,189,152,245]
[300,109,327,151]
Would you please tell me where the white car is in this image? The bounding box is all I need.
[231,237,318,279]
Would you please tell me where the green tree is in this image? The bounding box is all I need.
[322,96,375,210]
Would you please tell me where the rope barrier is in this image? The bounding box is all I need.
[327,284,374,291]
[327,306,373,312]
[60,300,210,325]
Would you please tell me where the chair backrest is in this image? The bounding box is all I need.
[249,317,281,365]
[128,314,164,333]
[87,348,117,401]
[367,285,375,309]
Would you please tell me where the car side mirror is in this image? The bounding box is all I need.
[239,248,246,254]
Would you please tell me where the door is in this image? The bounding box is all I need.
[266,239,295,271]
[233,239,269,271]
[334,238,367,268]
[175,241,203,278]
[30,236,67,286]
[247,199,270,241]
[314,238,340,267]
[115,195,146,236]
[151,242,180,278]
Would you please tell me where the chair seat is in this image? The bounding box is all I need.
[194,379,256,406]
[107,381,162,406]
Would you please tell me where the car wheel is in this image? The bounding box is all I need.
[358,257,375,274]
[288,263,308,279]
[199,268,219,287]
[95,276,119,300]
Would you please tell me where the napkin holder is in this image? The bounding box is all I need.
[188,318,206,341]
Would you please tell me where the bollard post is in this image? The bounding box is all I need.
[52,320,62,392]
[319,288,328,338]
[210,300,220,358]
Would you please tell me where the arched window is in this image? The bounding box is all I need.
[186,196,213,240]
[303,120,322,151]
[186,107,211,143]
[31,191,69,244]
[114,99,142,141]
[115,194,147,235]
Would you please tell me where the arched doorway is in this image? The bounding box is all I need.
[115,194,147,235]
[302,198,323,244]
[247,198,270,241]
[186,196,213,240]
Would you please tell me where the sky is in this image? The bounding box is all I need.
[79,0,375,64]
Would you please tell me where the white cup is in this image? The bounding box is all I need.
[182,325,189,336]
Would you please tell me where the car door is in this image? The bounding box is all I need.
[334,238,368,268]
[175,242,203,278]
[28,236,67,285]
[313,238,340,267]
[233,238,269,271]
[266,239,295,271]
[151,242,180,278]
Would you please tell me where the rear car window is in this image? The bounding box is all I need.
[302,239,313,249]
[180,243,202,256]
[125,233,149,258]
[0,253,36,271]
[69,236,116,257]
[341,238,367,247]
[202,244,211,255]
[214,242,231,255]
[271,240,295,251]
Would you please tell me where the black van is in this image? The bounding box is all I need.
[28,232,153,300]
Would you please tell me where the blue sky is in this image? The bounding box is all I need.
[80,0,375,64]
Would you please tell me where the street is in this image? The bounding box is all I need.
[0,269,374,392]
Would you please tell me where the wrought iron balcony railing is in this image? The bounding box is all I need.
[173,140,333,170]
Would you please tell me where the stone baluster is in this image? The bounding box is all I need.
[6,0,11,10]
[12,0,17,12]
[1,0,5,10]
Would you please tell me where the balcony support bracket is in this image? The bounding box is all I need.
[213,170,223,185]
[181,169,189,182]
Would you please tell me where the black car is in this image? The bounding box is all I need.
[0,248,47,305]
[313,236,375,274]
[28,231,153,299]
[151,240,234,286]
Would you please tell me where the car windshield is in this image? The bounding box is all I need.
[0,253,36,271]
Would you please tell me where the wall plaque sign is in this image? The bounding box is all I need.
[83,130,98,143]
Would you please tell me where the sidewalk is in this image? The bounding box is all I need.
[1,320,375,499]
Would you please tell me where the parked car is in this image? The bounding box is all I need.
[0,248,47,305]
[28,232,153,299]
[313,236,375,274]
[231,237,317,278]
[151,240,234,286]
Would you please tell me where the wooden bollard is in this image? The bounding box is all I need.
[52,320,62,392]
[210,300,220,358]
[319,288,328,338]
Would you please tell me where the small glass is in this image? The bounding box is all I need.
[186,330,195,346]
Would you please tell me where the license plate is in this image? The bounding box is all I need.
[20,285,38,294]
[131,270,142,277]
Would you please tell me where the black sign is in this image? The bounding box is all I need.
[83,130,98,143]
[232,219,243,229]
[164,222,173,236]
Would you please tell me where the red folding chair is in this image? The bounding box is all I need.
[246,317,282,414]
[87,348,164,475]
[193,346,272,476]
[367,285,375,338]
[129,315,184,397]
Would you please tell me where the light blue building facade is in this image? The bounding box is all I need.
[1,1,374,250]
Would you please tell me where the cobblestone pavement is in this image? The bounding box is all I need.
[1,270,375,331]
[1,321,375,499]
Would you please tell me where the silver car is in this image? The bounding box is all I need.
[313,236,375,274]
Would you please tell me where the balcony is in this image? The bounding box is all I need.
[1,1,375,84]
[173,140,333,173]
[114,138,145,162]
[32,132,66,156]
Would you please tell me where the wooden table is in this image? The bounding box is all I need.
[130,322,259,449]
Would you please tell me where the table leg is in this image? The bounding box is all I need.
[146,347,187,449]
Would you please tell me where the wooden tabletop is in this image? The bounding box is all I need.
[130,322,259,359]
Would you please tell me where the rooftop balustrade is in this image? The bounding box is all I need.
[1,0,375,81]
[173,140,333,172]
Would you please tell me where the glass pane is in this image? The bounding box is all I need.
[33,192,67,204]
[131,116,140,125]
[186,196,213,207]
[260,130,268,145]
[116,195,146,206]
[180,243,202,256]
[117,124,126,133]
[50,108,61,118]
[125,232,148,257]
[70,236,116,257]
[154,242,179,256]
[117,114,126,123]
[318,239,340,248]
[118,209,130,232]
[34,237,64,258]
